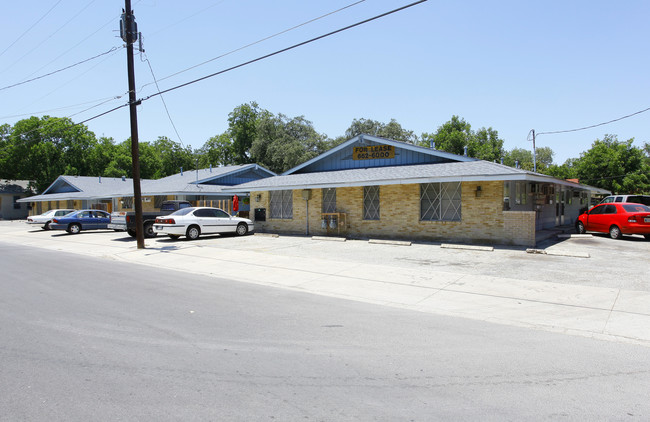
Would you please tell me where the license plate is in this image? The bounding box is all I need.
[155,225,162,230]
[645,217,650,223]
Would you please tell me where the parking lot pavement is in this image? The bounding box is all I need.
[2,220,650,346]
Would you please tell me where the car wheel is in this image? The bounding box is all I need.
[144,222,158,238]
[168,234,180,240]
[127,229,137,238]
[68,223,81,234]
[609,225,622,239]
[644,234,650,241]
[186,225,200,240]
[576,221,586,234]
[43,221,51,230]
[235,222,248,236]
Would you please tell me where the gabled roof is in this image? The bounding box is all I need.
[284,134,477,175]
[18,164,276,202]
[224,160,610,193]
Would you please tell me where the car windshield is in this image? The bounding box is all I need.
[169,207,195,216]
[622,204,650,213]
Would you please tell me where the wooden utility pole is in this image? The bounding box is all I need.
[121,0,144,249]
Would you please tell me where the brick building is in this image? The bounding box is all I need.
[226,135,608,247]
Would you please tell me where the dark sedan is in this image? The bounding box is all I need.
[50,209,112,234]
[576,202,650,239]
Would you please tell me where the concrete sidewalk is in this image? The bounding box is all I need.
[2,220,650,347]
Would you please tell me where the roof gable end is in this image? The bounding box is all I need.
[284,134,477,175]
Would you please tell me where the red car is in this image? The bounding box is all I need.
[576,202,650,239]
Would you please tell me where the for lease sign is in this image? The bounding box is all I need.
[352,145,395,160]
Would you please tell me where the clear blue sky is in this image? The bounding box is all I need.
[1,0,648,165]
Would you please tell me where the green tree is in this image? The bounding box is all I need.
[345,118,418,143]
[197,133,235,167]
[421,116,473,156]
[228,102,269,164]
[252,113,330,174]
[473,127,506,162]
[573,134,650,193]
[4,116,97,192]
[151,136,195,178]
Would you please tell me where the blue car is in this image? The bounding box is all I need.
[50,209,112,234]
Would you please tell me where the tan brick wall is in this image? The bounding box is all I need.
[252,182,537,246]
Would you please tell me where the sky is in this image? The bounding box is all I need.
[1,0,649,165]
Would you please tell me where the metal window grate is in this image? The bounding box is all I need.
[420,182,461,221]
[322,188,336,213]
[270,190,293,219]
[363,186,380,220]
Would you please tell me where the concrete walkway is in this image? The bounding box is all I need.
[2,221,650,347]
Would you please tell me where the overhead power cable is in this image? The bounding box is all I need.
[1,0,100,76]
[140,0,427,103]
[140,0,367,91]
[537,106,650,136]
[142,52,185,146]
[13,0,427,135]
[0,46,123,92]
[0,94,125,120]
[0,0,63,59]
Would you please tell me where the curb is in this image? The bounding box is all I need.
[368,239,412,246]
[312,236,346,242]
[441,243,494,252]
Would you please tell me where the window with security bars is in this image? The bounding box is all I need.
[270,190,293,219]
[322,188,336,213]
[420,182,461,221]
[363,186,380,220]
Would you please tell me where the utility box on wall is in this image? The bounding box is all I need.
[254,208,266,221]
[301,189,312,200]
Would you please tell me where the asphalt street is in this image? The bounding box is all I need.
[2,244,650,421]
[1,220,650,346]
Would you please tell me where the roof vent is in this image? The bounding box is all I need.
[99,176,102,183]
[463,146,468,156]
[122,175,126,181]
[180,167,183,176]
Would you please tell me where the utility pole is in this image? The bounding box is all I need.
[528,129,537,173]
[121,1,144,249]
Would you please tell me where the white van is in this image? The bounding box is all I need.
[599,195,650,206]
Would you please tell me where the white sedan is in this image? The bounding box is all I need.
[153,207,254,240]
[26,209,75,230]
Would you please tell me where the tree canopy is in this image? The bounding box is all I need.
[2,105,648,195]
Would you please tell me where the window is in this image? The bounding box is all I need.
[420,182,461,221]
[363,186,380,220]
[503,182,511,211]
[322,188,336,213]
[270,190,293,219]
[589,205,604,215]
[515,182,527,205]
[604,204,617,214]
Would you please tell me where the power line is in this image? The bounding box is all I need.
[0,0,100,76]
[140,0,367,92]
[537,106,650,136]
[0,94,125,120]
[141,0,427,103]
[8,1,427,138]
[142,52,185,146]
[0,0,63,59]
[21,12,123,81]
[0,46,123,92]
